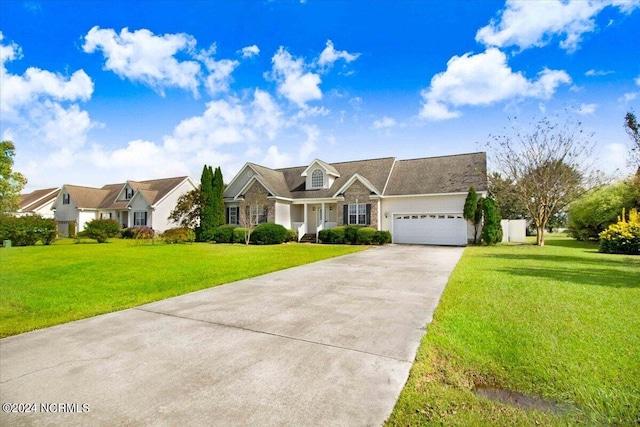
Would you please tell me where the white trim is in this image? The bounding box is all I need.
[266,195,294,202]
[224,163,261,197]
[291,197,341,204]
[234,175,273,200]
[126,190,151,209]
[381,191,486,199]
[381,158,396,195]
[20,188,60,211]
[151,176,197,208]
[301,159,340,177]
[332,174,380,198]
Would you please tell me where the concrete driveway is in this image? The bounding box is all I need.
[0,245,463,426]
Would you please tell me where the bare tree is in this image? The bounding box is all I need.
[238,194,265,245]
[485,115,594,246]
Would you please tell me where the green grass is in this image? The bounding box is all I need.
[0,239,365,338]
[386,235,640,426]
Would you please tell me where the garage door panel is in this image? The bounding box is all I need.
[393,215,467,246]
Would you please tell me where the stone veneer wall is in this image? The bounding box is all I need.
[336,180,378,229]
[241,181,275,223]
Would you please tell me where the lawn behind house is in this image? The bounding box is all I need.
[0,239,365,338]
[386,235,640,426]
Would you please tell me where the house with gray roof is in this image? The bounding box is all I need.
[223,152,487,245]
[17,188,60,218]
[52,176,197,236]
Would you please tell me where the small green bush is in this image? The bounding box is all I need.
[285,229,298,242]
[0,214,56,246]
[599,208,640,255]
[328,226,346,244]
[233,227,246,244]
[212,224,236,243]
[250,223,288,245]
[136,226,155,240]
[78,219,120,243]
[68,221,76,239]
[162,227,195,244]
[344,225,362,244]
[373,230,392,245]
[318,229,330,243]
[356,227,377,245]
[121,227,139,239]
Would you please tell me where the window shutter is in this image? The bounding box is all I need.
[343,205,348,225]
[225,207,230,224]
[366,204,371,225]
[235,207,239,224]
[144,212,148,225]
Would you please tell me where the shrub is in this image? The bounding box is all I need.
[68,221,76,239]
[162,227,195,244]
[373,230,392,245]
[212,224,236,243]
[344,225,362,244]
[356,227,377,245]
[77,219,120,243]
[599,208,640,255]
[136,226,155,240]
[250,223,288,245]
[481,197,503,245]
[285,229,298,243]
[318,229,330,243]
[328,226,346,244]
[233,227,246,244]
[121,227,139,239]
[0,214,56,246]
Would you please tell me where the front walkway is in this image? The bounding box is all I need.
[0,245,463,426]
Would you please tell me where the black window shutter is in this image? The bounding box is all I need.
[343,205,349,225]
[235,207,239,224]
[366,204,371,225]
[225,207,230,224]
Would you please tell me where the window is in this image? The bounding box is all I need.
[134,211,148,226]
[227,207,238,225]
[125,188,134,199]
[311,169,324,188]
[101,212,112,219]
[62,193,70,205]
[245,205,267,224]
[348,203,367,225]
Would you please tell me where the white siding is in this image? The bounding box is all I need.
[128,194,151,227]
[225,166,255,198]
[78,211,97,232]
[53,194,79,223]
[274,200,291,229]
[151,179,196,232]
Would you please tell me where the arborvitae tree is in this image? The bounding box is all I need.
[199,165,215,241]
[463,187,478,243]
[473,197,484,244]
[481,196,503,245]
[212,166,225,227]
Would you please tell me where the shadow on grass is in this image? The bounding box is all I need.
[543,238,599,250]
[495,264,639,289]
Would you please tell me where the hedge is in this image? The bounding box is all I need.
[0,214,57,246]
[77,219,120,243]
[162,227,195,244]
[250,223,288,245]
[212,224,236,243]
[356,227,377,245]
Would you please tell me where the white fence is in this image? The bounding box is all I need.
[501,219,526,243]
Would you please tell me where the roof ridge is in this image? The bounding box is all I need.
[274,156,397,171]
[395,151,485,162]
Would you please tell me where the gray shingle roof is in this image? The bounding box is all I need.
[226,153,486,200]
[384,152,487,195]
[65,176,189,209]
[19,188,60,211]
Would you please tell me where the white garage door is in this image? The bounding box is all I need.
[393,214,467,246]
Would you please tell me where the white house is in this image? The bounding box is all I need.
[17,188,60,218]
[223,152,488,245]
[52,176,197,236]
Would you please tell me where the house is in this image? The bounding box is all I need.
[52,176,197,236]
[223,152,487,245]
[17,188,60,218]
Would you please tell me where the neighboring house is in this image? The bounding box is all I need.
[52,176,197,236]
[223,152,487,245]
[17,188,60,218]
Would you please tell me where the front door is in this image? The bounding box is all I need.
[121,211,128,228]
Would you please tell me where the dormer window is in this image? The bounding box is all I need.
[62,193,70,205]
[311,169,324,188]
[125,188,134,199]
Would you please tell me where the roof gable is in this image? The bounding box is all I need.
[332,174,381,198]
[19,188,60,211]
[301,159,340,177]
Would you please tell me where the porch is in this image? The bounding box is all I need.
[291,202,338,242]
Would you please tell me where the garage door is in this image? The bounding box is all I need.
[393,214,467,246]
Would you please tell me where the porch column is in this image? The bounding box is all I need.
[303,203,308,233]
[321,202,325,225]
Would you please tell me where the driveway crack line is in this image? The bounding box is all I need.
[134,307,412,364]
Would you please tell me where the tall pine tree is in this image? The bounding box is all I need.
[212,166,225,227]
[199,165,215,241]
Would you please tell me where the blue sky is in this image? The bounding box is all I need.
[1,0,639,191]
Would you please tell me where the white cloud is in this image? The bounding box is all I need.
[317,40,360,70]
[83,26,201,96]
[239,45,260,58]
[262,145,292,169]
[299,124,319,162]
[250,89,283,140]
[476,0,639,52]
[621,92,638,102]
[373,116,397,129]
[585,69,614,76]
[576,103,597,114]
[269,46,322,107]
[419,48,571,121]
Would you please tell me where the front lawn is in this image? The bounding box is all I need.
[0,239,365,338]
[386,235,640,426]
